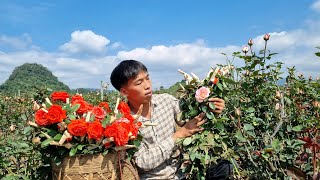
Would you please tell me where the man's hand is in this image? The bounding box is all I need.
[172,113,206,141]
[208,98,225,114]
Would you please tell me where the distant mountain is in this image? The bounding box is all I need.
[153,80,185,97]
[0,63,70,95]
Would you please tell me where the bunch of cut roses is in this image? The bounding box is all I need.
[28,90,144,163]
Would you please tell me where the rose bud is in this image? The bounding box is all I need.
[275,91,281,99]
[263,33,270,41]
[10,124,16,132]
[248,39,253,46]
[275,103,280,110]
[209,77,219,85]
[312,101,320,108]
[32,137,41,144]
[32,101,40,111]
[235,108,242,117]
[242,45,249,54]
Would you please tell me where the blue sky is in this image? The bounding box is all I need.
[1,0,320,89]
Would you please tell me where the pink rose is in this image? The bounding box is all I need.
[242,45,249,54]
[195,87,210,103]
[263,33,270,41]
[248,39,253,46]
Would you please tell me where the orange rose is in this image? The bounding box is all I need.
[87,121,104,140]
[92,106,106,121]
[51,91,69,102]
[67,119,88,136]
[47,105,66,124]
[35,109,49,126]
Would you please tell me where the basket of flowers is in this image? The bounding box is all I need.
[28,90,145,180]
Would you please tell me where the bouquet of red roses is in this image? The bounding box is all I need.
[28,90,144,164]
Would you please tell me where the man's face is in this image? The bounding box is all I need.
[120,70,152,104]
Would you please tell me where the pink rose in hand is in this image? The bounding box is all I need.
[195,86,210,103]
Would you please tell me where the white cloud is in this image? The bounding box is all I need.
[1,19,320,90]
[111,42,123,49]
[311,0,320,12]
[0,33,32,49]
[59,30,110,55]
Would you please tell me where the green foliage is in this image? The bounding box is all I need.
[176,40,320,179]
[0,63,70,96]
[0,95,49,179]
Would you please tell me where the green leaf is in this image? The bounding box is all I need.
[183,137,192,146]
[244,123,255,131]
[215,121,224,131]
[70,104,80,113]
[208,102,215,110]
[69,147,78,156]
[246,107,255,113]
[68,114,76,120]
[292,125,304,132]
[235,130,246,142]
[201,105,208,113]
[315,52,320,57]
[189,109,199,117]
[102,116,111,128]
[205,112,214,120]
[271,139,280,150]
[217,83,223,91]
[286,125,292,132]
[23,126,33,135]
[41,138,53,148]
[53,134,62,141]
[77,144,85,150]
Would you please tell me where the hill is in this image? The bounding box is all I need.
[0,63,70,96]
[153,80,185,97]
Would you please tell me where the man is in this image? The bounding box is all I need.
[110,60,225,179]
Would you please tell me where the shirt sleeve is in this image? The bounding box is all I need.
[134,136,175,171]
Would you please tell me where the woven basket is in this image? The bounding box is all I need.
[52,152,139,180]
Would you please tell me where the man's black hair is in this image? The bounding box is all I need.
[110,60,148,91]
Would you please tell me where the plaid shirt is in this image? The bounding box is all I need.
[133,93,182,180]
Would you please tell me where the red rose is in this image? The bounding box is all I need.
[123,113,135,123]
[87,121,104,140]
[72,100,92,115]
[35,109,49,126]
[104,124,118,138]
[117,102,131,115]
[47,105,66,124]
[136,122,142,127]
[71,94,84,103]
[114,125,130,146]
[99,102,112,113]
[51,91,69,102]
[67,119,88,136]
[92,106,106,121]
[104,122,130,146]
